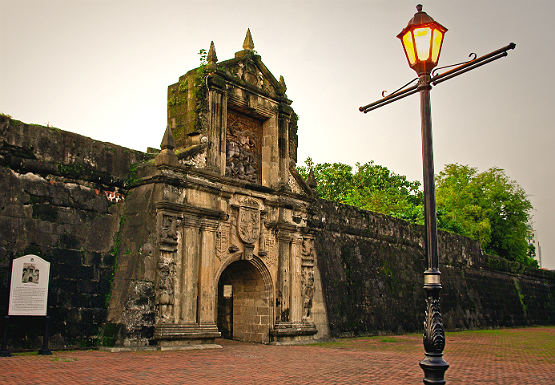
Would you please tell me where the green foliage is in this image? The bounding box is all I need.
[436,164,536,267]
[178,80,188,93]
[297,158,423,222]
[198,48,208,67]
[299,158,537,268]
[101,323,120,347]
[434,164,491,242]
[125,163,141,187]
[193,48,209,132]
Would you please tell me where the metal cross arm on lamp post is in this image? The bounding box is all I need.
[358,4,515,385]
[359,42,516,114]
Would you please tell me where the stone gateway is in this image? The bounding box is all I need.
[106,30,325,348]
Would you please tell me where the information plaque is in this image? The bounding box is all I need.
[8,255,50,316]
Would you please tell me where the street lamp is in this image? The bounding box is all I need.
[359,4,515,385]
[397,4,447,76]
[399,6,449,384]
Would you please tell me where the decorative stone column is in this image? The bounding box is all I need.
[277,229,292,323]
[290,236,303,323]
[180,214,201,324]
[271,226,317,343]
[156,211,180,324]
[198,219,219,327]
[301,237,316,322]
[207,75,227,174]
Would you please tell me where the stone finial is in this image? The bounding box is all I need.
[207,41,218,64]
[243,28,255,51]
[161,125,176,151]
[156,125,178,167]
[279,75,287,93]
[307,169,317,189]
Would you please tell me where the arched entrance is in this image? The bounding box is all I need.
[216,259,272,344]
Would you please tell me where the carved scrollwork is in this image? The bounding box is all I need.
[239,196,260,209]
[301,238,315,264]
[263,228,278,266]
[301,237,315,321]
[156,252,175,323]
[423,296,446,353]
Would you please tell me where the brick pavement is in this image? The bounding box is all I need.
[1,327,553,384]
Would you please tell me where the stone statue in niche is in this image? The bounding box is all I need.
[156,253,175,322]
[225,111,261,184]
[301,269,315,320]
[160,214,178,244]
[301,237,315,262]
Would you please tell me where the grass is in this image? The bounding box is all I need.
[51,357,79,362]
[311,326,555,363]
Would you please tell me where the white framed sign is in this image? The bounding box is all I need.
[223,285,233,298]
[8,254,51,316]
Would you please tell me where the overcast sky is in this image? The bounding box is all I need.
[2,0,554,269]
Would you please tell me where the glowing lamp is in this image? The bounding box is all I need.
[397,4,447,75]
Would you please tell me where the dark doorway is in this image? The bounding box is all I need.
[216,260,271,343]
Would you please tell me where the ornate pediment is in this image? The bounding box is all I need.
[226,58,281,97]
[218,30,287,99]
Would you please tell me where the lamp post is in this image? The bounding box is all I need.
[398,6,449,384]
[359,4,515,385]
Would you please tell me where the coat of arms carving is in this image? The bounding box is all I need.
[238,206,260,244]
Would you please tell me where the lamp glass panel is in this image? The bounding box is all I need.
[431,29,443,63]
[402,31,416,65]
[414,27,432,61]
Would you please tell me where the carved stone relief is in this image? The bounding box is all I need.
[159,213,179,251]
[156,212,180,323]
[215,223,230,260]
[225,109,262,184]
[238,206,260,244]
[301,269,315,320]
[301,237,315,320]
[262,228,278,266]
[162,186,185,205]
[229,61,276,95]
[179,147,207,168]
[292,210,308,227]
[156,252,175,323]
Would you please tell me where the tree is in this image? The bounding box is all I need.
[297,158,423,222]
[435,164,536,267]
[298,159,537,267]
[434,164,492,244]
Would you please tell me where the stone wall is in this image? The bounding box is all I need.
[0,116,149,349]
[311,199,555,337]
[1,115,553,350]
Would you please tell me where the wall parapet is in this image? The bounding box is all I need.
[311,198,555,337]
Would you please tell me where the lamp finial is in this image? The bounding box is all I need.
[417,4,423,12]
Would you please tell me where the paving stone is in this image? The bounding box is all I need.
[0,327,553,384]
